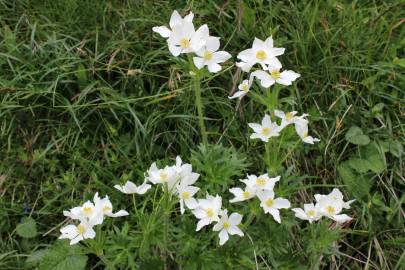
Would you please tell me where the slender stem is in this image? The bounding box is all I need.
[188,54,208,145]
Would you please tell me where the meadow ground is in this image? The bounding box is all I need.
[0,0,404,269]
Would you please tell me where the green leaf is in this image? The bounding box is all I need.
[26,249,47,268]
[347,158,372,173]
[16,217,37,238]
[345,126,370,145]
[388,140,403,158]
[367,155,385,174]
[338,163,370,200]
[39,241,87,270]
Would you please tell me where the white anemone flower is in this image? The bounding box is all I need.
[248,114,281,142]
[213,210,244,245]
[63,200,103,226]
[146,163,177,188]
[236,36,285,72]
[167,22,208,56]
[152,10,194,39]
[241,174,280,191]
[315,196,352,223]
[229,186,256,203]
[228,79,252,100]
[193,36,231,73]
[93,193,129,218]
[314,188,355,210]
[59,221,96,245]
[177,184,200,214]
[294,121,320,144]
[274,110,300,129]
[114,181,151,195]
[192,194,222,231]
[292,203,322,223]
[174,156,200,187]
[251,65,300,88]
[257,190,291,223]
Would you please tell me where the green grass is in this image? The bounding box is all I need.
[0,0,404,269]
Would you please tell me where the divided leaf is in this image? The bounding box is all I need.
[345,126,370,145]
[16,217,38,238]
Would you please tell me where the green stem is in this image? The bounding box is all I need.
[188,55,208,145]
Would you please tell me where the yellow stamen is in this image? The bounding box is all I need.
[256,50,267,61]
[265,198,274,207]
[285,112,294,121]
[203,51,213,60]
[223,222,230,229]
[180,38,190,48]
[182,191,190,200]
[242,191,251,199]
[206,208,214,217]
[307,210,316,217]
[103,206,112,213]
[83,207,93,216]
[256,178,266,186]
[270,70,280,79]
[160,172,168,182]
[262,127,270,136]
[241,84,249,92]
[326,206,335,215]
[76,225,86,235]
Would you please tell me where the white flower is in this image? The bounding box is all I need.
[167,22,208,56]
[146,162,177,190]
[292,203,322,223]
[294,121,320,144]
[59,221,96,245]
[114,181,151,195]
[241,174,280,191]
[152,10,194,38]
[251,66,300,88]
[63,200,103,226]
[177,184,200,214]
[257,190,291,223]
[174,156,200,187]
[93,193,129,218]
[314,189,354,223]
[236,36,285,72]
[228,79,252,99]
[274,110,300,129]
[248,114,281,142]
[229,186,256,203]
[192,194,222,231]
[193,34,231,73]
[213,210,244,245]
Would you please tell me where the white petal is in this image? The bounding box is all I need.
[218,229,229,245]
[169,10,182,28]
[228,226,244,237]
[168,42,182,56]
[205,37,220,52]
[212,51,231,63]
[268,208,281,223]
[152,26,171,38]
[207,63,222,73]
[332,214,352,223]
[196,218,210,231]
[292,208,308,221]
[273,198,291,209]
[228,213,243,225]
[108,210,129,217]
[228,90,247,100]
[193,57,205,69]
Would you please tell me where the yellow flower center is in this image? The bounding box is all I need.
[223,222,230,229]
[256,50,267,61]
[76,225,86,235]
[307,210,316,217]
[182,191,190,200]
[285,112,294,121]
[265,198,274,207]
[241,84,249,92]
[180,38,190,48]
[303,131,308,138]
[270,70,281,79]
[242,191,251,199]
[160,172,168,182]
[326,206,335,215]
[256,177,266,186]
[103,206,112,213]
[203,51,213,60]
[83,207,93,216]
[206,208,214,218]
[261,127,270,136]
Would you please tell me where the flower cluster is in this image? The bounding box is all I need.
[60,193,128,245]
[153,10,231,73]
[249,110,320,144]
[229,174,290,223]
[229,36,300,99]
[292,188,355,223]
